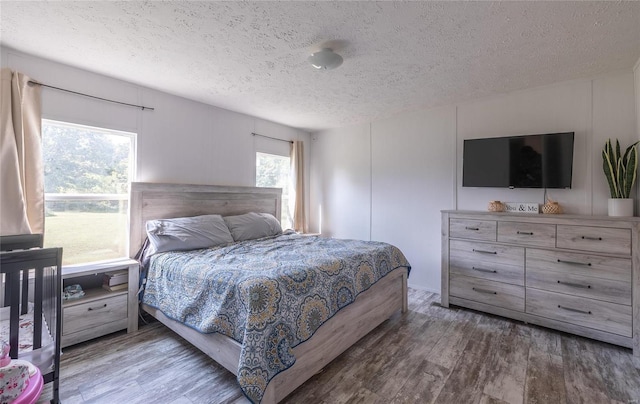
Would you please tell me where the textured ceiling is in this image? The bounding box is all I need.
[1,1,639,131]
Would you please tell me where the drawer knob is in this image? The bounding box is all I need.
[581,236,602,241]
[557,280,591,289]
[465,226,480,231]
[516,231,534,235]
[557,259,591,267]
[472,267,497,274]
[472,249,497,255]
[472,287,497,295]
[87,304,108,312]
[558,305,591,315]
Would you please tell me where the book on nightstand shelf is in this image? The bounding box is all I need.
[103,270,128,287]
[102,283,128,292]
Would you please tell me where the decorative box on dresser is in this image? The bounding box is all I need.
[441,210,640,356]
[61,258,139,347]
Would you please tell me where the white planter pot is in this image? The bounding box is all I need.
[608,198,634,217]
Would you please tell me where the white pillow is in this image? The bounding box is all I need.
[223,212,282,242]
[145,214,234,255]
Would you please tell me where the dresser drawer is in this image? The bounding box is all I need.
[526,249,631,282]
[526,249,631,305]
[556,225,631,256]
[526,288,632,337]
[63,293,128,335]
[450,219,496,241]
[450,273,524,311]
[497,221,556,247]
[526,269,631,306]
[450,240,524,285]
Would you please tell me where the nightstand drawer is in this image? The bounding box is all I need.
[526,288,632,337]
[450,273,524,312]
[449,240,524,285]
[450,219,496,241]
[63,294,128,335]
[556,225,631,255]
[498,221,556,247]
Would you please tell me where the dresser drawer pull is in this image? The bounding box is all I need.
[581,236,602,241]
[556,259,591,267]
[472,249,497,255]
[557,305,591,315]
[472,287,497,295]
[472,267,497,274]
[516,231,534,235]
[557,280,591,289]
[465,226,480,231]
[87,304,108,312]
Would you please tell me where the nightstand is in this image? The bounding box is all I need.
[61,258,139,347]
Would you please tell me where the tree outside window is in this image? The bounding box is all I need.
[42,120,135,265]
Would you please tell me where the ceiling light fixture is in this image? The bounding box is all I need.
[308,48,343,70]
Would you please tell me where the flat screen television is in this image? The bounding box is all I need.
[462,132,574,189]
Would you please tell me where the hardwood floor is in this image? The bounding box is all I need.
[40,288,640,403]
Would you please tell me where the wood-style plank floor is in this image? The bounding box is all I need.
[40,289,640,403]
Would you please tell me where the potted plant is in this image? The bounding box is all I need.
[602,139,639,216]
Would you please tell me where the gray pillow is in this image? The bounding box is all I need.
[223,212,282,242]
[145,214,234,255]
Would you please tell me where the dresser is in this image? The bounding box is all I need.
[441,210,639,356]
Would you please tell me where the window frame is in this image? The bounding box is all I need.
[255,151,292,230]
[41,119,137,268]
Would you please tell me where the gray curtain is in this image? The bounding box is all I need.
[0,68,44,235]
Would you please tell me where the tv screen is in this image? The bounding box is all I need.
[462,132,574,189]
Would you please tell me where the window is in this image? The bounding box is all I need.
[256,152,292,229]
[42,120,136,266]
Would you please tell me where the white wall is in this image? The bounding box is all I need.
[1,47,311,225]
[593,73,639,214]
[456,80,591,214]
[311,71,637,291]
[309,124,371,240]
[370,106,456,290]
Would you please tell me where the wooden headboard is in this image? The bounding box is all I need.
[128,182,282,258]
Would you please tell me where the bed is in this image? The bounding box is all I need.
[129,182,410,403]
[0,234,62,403]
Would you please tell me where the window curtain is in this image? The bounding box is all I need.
[0,68,44,235]
[290,140,307,233]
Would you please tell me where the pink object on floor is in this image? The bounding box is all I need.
[11,366,43,404]
[0,340,10,367]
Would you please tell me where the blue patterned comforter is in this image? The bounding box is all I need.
[142,232,411,403]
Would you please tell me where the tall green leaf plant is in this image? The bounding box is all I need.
[602,139,639,198]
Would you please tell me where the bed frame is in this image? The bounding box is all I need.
[0,235,62,403]
[129,182,408,403]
